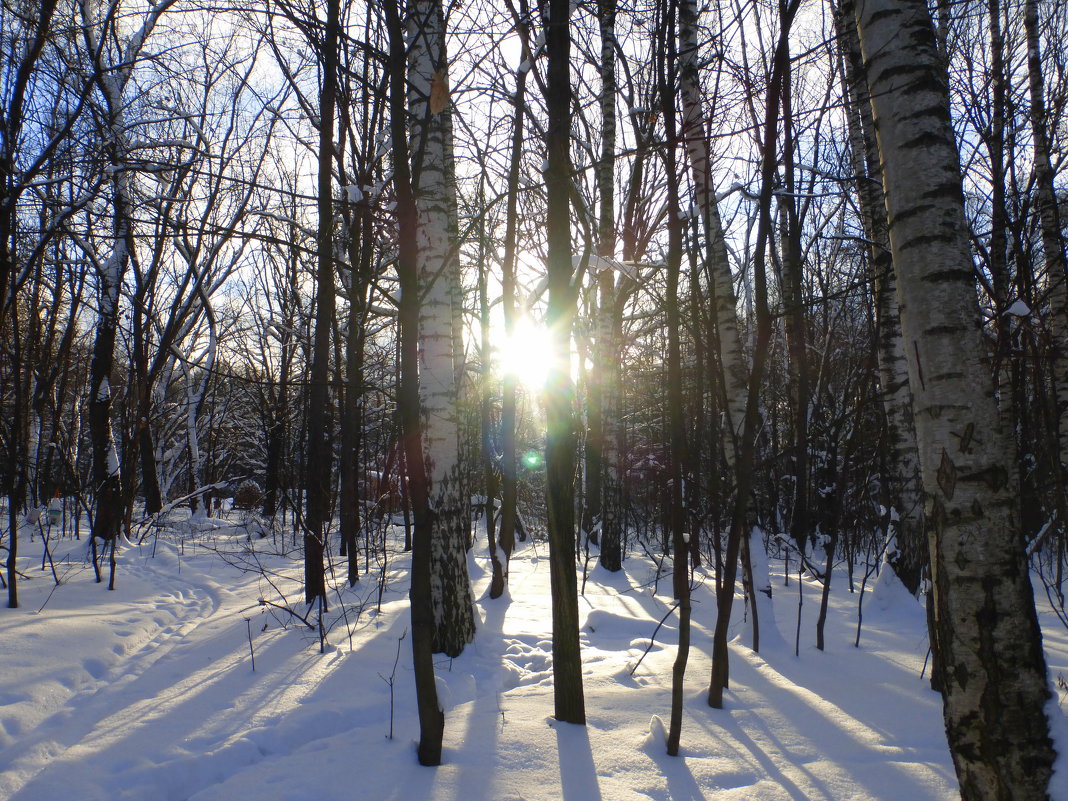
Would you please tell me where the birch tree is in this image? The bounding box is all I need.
[677,0,747,466]
[854,0,1056,796]
[835,0,925,594]
[407,0,475,657]
[383,0,444,764]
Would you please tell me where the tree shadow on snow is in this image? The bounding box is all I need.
[555,721,603,801]
[645,746,706,801]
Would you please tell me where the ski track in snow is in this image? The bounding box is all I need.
[2,517,1059,800]
[1,541,227,800]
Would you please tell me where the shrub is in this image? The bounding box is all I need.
[232,479,263,510]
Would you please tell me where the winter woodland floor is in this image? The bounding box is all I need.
[2,512,1067,801]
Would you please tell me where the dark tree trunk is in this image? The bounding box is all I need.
[660,0,690,755]
[544,0,585,726]
[339,171,375,585]
[88,289,125,550]
[304,0,340,607]
[778,50,811,554]
[477,187,504,599]
[139,424,162,515]
[497,34,529,580]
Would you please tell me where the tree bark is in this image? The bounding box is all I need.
[582,0,617,550]
[708,0,799,708]
[544,0,586,725]
[854,0,1055,796]
[835,0,925,594]
[407,0,475,658]
[497,20,530,582]
[477,187,504,599]
[778,48,812,554]
[384,0,443,765]
[303,0,338,606]
[677,0,747,466]
[339,194,373,586]
[661,0,690,754]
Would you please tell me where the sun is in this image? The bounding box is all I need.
[496,316,553,391]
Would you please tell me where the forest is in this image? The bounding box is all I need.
[1,0,1067,798]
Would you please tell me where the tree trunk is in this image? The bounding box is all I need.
[87,184,128,552]
[582,0,618,549]
[661,2,690,754]
[303,0,339,606]
[678,0,747,465]
[498,28,530,582]
[1024,0,1068,536]
[544,0,586,725]
[854,0,1055,796]
[408,0,475,657]
[5,302,25,606]
[339,195,373,585]
[477,190,505,599]
[835,0,925,594]
[384,0,443,765]
[708,0,798,708]
[778,49,812,554]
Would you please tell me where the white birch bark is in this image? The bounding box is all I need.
[855,0,1055,796]
[407,0,474,657]
[677,0,747,461]
[836,0,925,593]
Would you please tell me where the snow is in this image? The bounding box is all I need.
[2,514,1065,800]
[106,439,120,477]
[1005,299,1031,317]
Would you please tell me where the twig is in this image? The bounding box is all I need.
[1026,512,1058,558]
[35,559,79,614]
[629,602,680,676]
[245,617,256,671]
[854,533,891,648]
[259,598,316,630]
[770,531,826,580]
[379,628,407,739]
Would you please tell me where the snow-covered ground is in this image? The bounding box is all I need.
[2,514,1066,800]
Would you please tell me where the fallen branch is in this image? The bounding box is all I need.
[259,598,316,630]
[629,601,680,676]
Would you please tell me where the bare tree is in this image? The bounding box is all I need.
[79,0,179,586]
[544,0,585,726]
